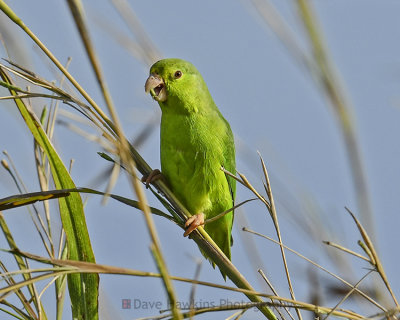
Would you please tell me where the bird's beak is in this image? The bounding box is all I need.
[145,73,167,102]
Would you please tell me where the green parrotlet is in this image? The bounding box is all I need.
[144,58,236,269]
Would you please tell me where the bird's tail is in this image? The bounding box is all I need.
[200,223,232,280]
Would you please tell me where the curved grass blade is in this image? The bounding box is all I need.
[0,190,71,211]
[0,188,173,223]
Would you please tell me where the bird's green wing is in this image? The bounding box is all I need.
[222,118,236,206]
[222,117,236,248]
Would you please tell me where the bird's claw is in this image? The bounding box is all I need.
[141,169,163,188]
[184,213,205,237]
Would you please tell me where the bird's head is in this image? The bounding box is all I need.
[145,58,209,109]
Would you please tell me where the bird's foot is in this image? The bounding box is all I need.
[141,169,164,188]
[184,213,205,237]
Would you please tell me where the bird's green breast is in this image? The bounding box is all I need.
[160,111,232,217]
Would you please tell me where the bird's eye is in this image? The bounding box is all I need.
[174,70,182,79]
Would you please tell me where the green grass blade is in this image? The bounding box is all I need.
[0,68,99,320]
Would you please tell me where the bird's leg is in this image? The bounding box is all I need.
[141,169,164,188]
[184,212,205,237]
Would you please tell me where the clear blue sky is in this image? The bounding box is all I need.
[0,1,399,319]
